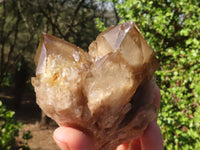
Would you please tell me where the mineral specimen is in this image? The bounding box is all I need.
[32,21,159,150]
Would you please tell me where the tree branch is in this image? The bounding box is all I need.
[113,2,120,24]
[64,0,85,39]
[0,0,6,83]
[39,4,64,37]
[4,12,21,76]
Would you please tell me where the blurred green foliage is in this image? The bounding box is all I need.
[98,0,200,149]
[102,0,200,149]
[0,101,32,150]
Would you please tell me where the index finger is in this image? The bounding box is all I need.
[153,84,161,108]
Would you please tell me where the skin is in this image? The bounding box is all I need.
[53,85,164,150]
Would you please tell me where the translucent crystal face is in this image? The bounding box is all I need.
[89,21,154,68]
[32,21,158,150]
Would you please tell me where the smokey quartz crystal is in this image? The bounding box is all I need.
[32,21,159,150]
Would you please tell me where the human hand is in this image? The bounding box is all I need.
[53,85,163,150]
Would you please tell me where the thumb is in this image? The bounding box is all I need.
[53,126,96,150]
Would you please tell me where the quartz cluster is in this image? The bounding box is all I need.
[32,21,159,150]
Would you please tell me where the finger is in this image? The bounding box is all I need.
[153,84,161,108]
[140,122,164,150]
[153,84,161,122]
[53,126,96,150]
